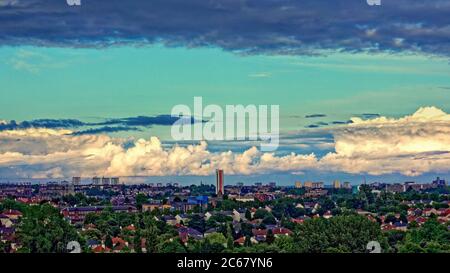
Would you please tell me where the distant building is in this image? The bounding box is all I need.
[166,183,172,187]
[343,182,352,190]
[432,177,446,187]
[236,182,244,187]
[269,182,276,187]
[295,181,302,188]
[92,177,101,186]
[304,181,324,189]
[333,180,341,189]
[111,177,120,185]
[156,183,163,187]
[216,169,224,197]
[173,183,180,187]
[72,177,81,185]
[101,177,111,185]
[255,182,263,187]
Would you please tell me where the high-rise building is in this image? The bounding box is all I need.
[333,180,341,189]
[111,177,120,185]
[102,177,111,185]
[92,176,101,185]
[72,177,81,185]
[432,177,446,187]
[216,169,224,196]
[295,181,302,188]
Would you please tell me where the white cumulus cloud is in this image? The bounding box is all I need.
[0,106,449,179]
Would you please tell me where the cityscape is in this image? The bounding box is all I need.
[1,171,449,253]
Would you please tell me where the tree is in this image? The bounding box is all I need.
[143,225,158,253]
[135,193,149,210]
[104,235,113,249]
[17,203,82,253]
[293,215,386,253]
[189,214,206,233]
[157,239,186,253]
[273,236,295,253]
[262,215,277,225]
[266,229,275,244]
[398,217,450,253]
[245,209,252,220]
[253,209,270,219]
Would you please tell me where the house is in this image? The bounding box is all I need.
[423,208,440,217]
[291,218,305,224]
[123,224,136,232]
[175,214,190,225]
[162,215,177,226]
[252,229,267,237]
[272,227,293,237]
[234,236,246,246]
[204,211,213,221]
[323,211,333,219]
[86,239,100,249]
[234,236,258,245]
[3,210,22,220]
[232,209,245,222]
[112,237,128,252]
[204,228,218,237]
[92,245,111,253]
[178,227,203,243]
[142,202,171,212]
[0,214,13,228]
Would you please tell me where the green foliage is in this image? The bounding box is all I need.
[253,209,270,219]
[398,217,450,253]
[293,215,385,253]
[135,193,149,210]
[17,203,82,253]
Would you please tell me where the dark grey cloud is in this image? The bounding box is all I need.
[0,114,200,134]
[305,114,327,118]
[0,0,449,56]
[94,115,198,127]
[0,119,84,131]
[360,113,381,119]
[331,120,353,125]
[71,126,141,135]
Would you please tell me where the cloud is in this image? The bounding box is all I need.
[71,126,142,135]
[93,115,199,127]
[1,1,449,56]
[0,115,200,134]
[321,106,450,176]
[0,106,450,178]
[305,114,327,118]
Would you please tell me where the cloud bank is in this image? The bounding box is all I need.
[0,0,449,56]
[0,106,449,178]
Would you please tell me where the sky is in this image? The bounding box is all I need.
[0,0,450,185]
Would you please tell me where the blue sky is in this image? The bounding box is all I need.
[2,45,449,128]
